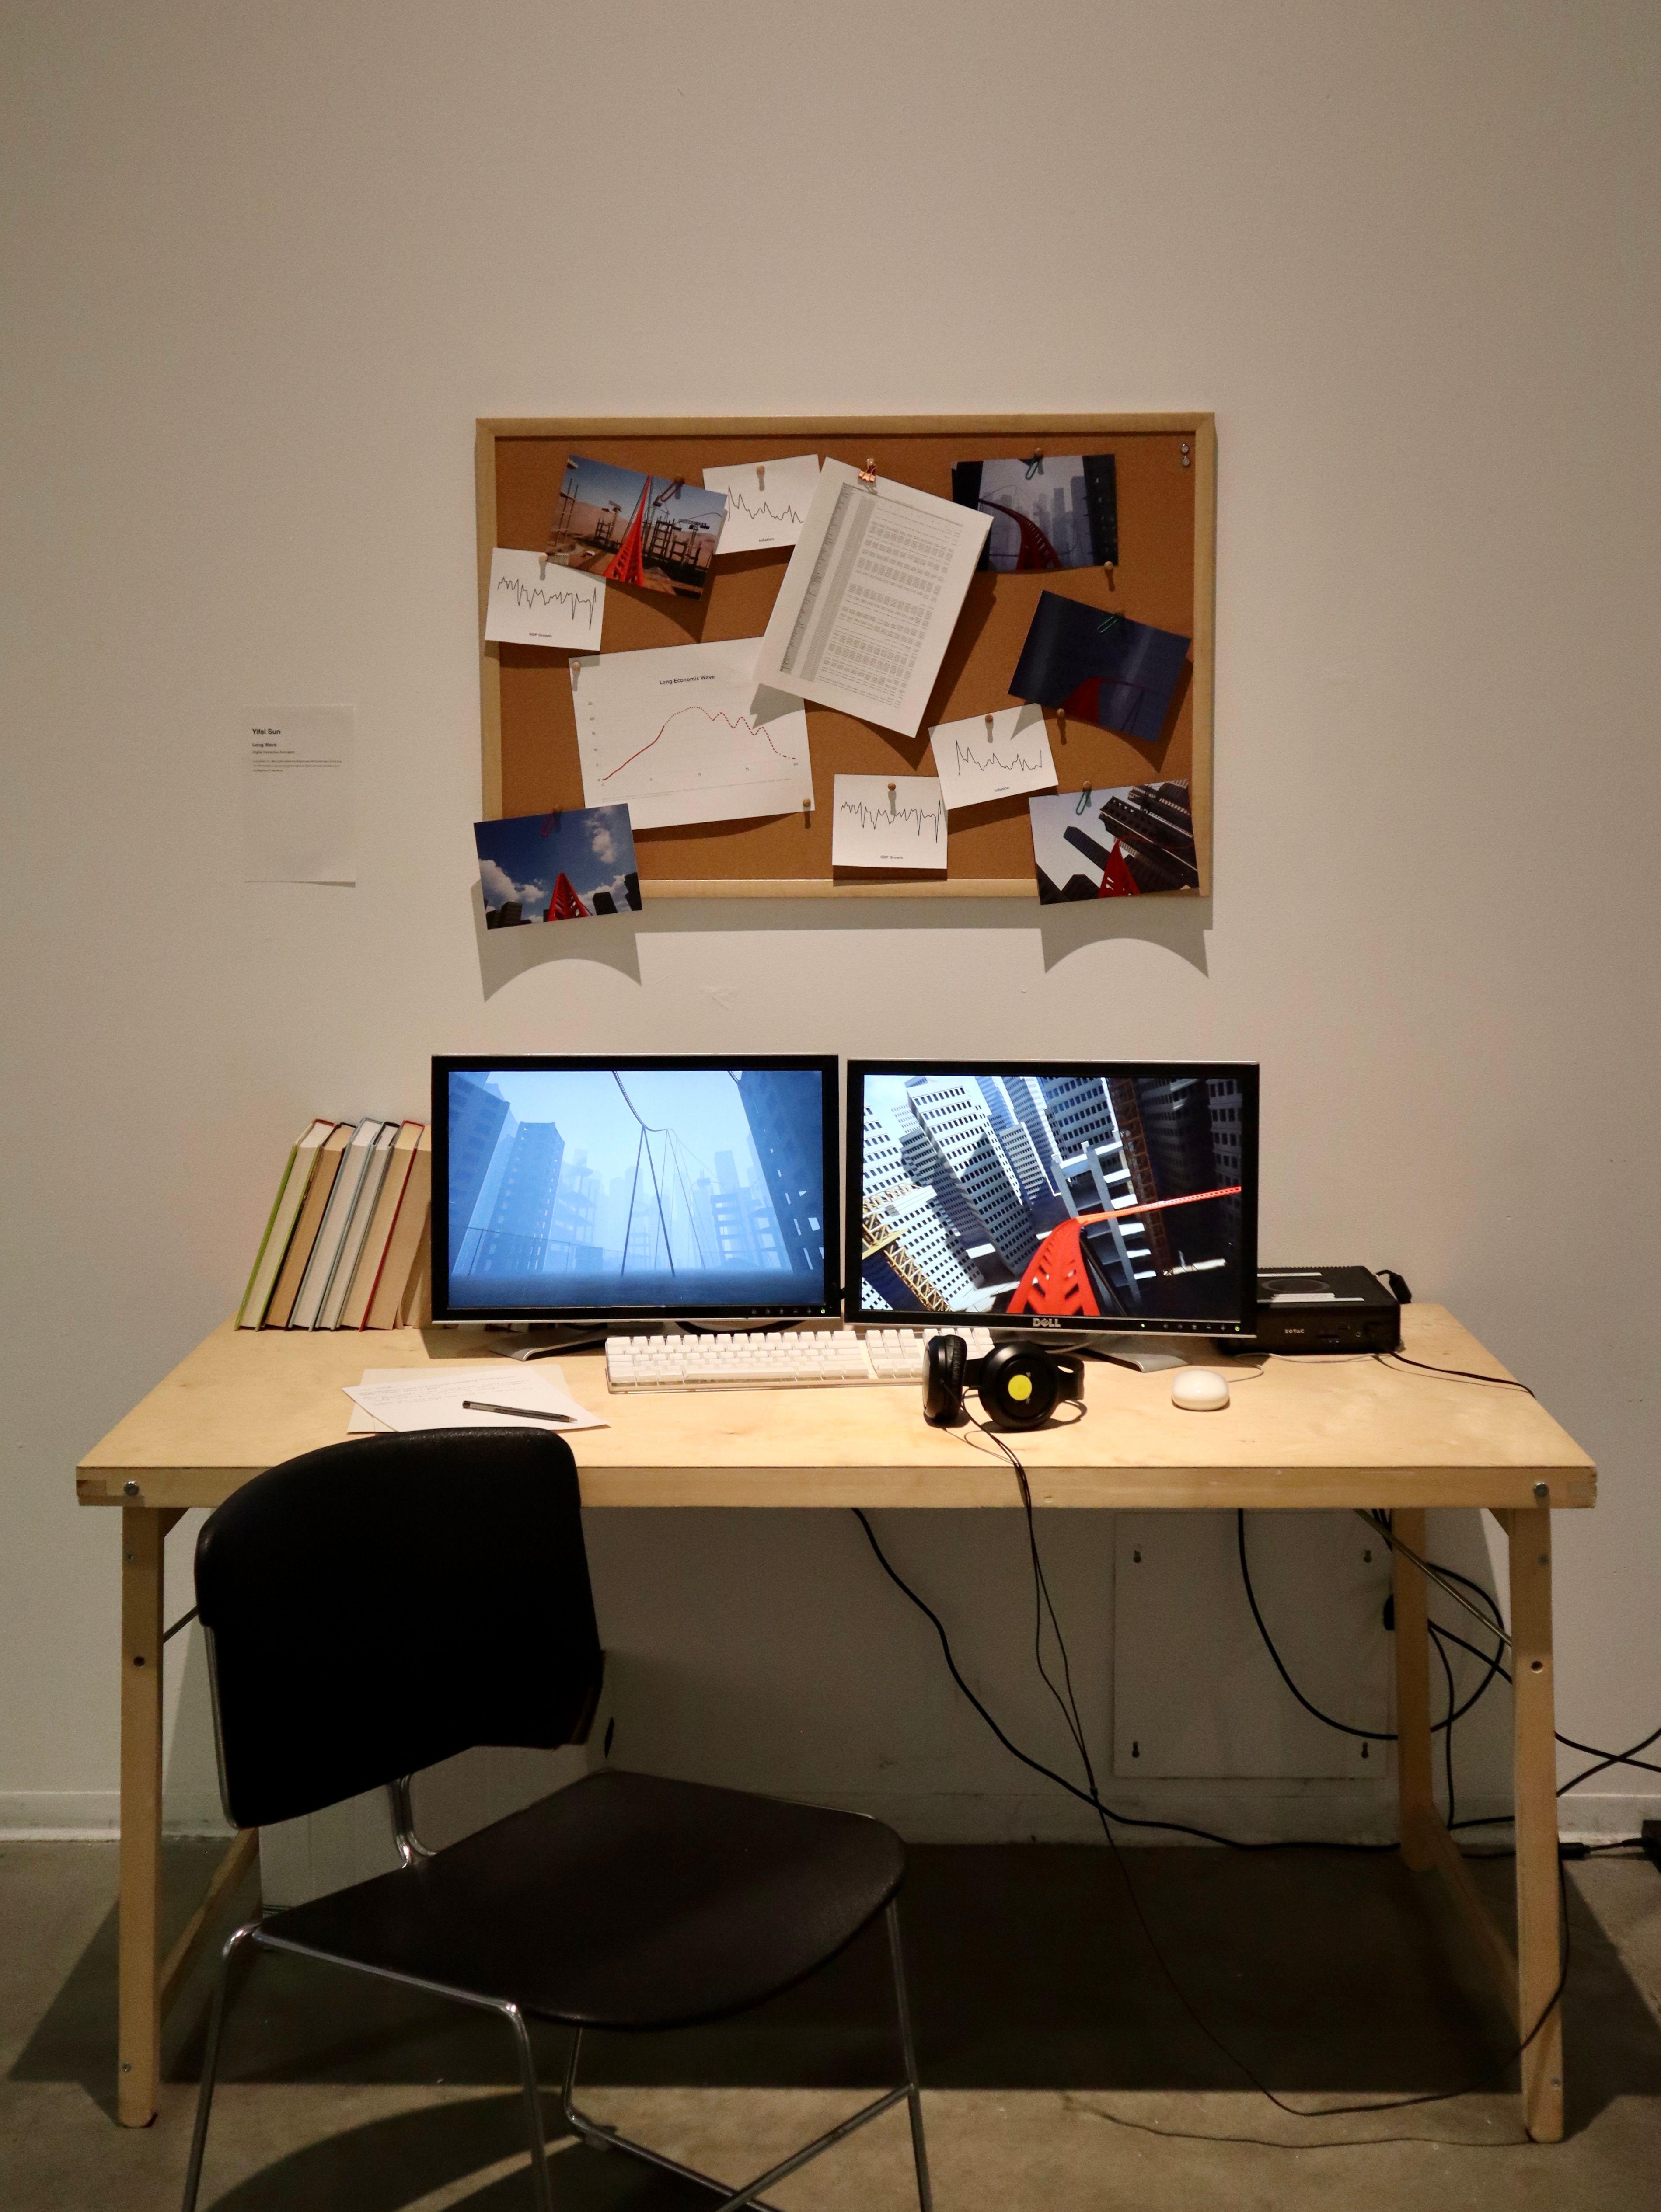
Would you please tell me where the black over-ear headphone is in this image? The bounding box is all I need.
[924,1335,1085,1431]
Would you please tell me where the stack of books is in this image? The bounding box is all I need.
[237,1120,432,1330]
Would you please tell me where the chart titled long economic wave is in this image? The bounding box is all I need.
[571,639,814,830]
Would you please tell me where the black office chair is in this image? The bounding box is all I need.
[183,1427,932,2212]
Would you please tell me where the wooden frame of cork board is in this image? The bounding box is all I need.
[476,413,1215,899]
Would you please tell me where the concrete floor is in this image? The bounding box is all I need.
[4,1836,1660,2210]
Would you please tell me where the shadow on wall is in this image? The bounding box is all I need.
[472,878,1211,1001]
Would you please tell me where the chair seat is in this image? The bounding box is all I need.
[267,1770,907,2031]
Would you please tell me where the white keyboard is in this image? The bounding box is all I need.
[604,1326,996,1393]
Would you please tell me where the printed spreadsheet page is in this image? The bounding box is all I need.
[754,462,991,738]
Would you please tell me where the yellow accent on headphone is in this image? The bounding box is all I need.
[1008,1371,1034,1401]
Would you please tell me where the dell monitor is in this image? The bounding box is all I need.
[845,1061,1258,1338]
[432,1056,839,1324]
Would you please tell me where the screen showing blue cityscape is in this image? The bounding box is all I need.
[443,1066,830,1314]
[851,1068,1252,1329]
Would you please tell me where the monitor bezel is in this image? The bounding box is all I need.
[431,1054,841,1324]
[843,1059,1260,1336]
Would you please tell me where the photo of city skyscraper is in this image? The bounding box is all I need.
[1030,781,1199,902]
[951,454,1118,572]
[440,1065,830,1314]
[851,1068,1251,1327]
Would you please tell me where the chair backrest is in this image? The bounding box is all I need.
[195,1427,602,1829]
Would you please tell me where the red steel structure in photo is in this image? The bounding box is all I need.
[545,872,590,921]
[1006,1185,1243,1317]
[979,499,1063,571]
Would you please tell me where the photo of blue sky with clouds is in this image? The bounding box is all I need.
[474,804,640,922]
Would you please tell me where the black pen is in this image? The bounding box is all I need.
[461,1399,577,1425]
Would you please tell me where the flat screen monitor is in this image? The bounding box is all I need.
[433,1057,839,1324]
[845,1061,1258,1336]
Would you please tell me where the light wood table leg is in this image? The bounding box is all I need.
[1392,1506,1435,1870]
[1510,1506,1564,2142]
[118,1507,169,2125]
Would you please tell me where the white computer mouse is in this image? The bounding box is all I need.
[1171,1367,1231,1411]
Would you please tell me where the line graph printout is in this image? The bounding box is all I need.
[701,455,820,554]
[754,461,991,737]
[831,775,948,872]
[483,549,606,648]
[927,704,1057,815]
[570,639,813,830]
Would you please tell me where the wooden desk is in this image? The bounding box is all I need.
[78,1304,1594,2138]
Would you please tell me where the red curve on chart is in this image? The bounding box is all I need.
[600,706,797,783]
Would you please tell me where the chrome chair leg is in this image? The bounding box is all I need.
[886,1899,933,2212]
[180,1922,259,2212]
[503,2003,555,2212]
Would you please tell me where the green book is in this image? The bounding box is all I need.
[236,1120,335,1327]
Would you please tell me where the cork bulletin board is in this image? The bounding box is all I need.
[476,414,1215,898]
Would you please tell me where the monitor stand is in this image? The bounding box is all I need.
[1087,1337,1193,1372]
[990,1329,1190,1372]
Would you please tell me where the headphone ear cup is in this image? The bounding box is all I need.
[923,1334,968,1427]
[977,1344,1061,1429]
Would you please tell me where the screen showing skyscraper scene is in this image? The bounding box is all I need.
[442,1066,830,1315]
[852,1069,1253,1329]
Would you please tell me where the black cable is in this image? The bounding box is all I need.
[851,1513,1393,1859]
[1557,1722,1661,1795]
[1428,1621,1458,1827]
[855,1464,1570,2119]
[1424,1624,1661,1788]
[1416,1620,1507,1724]
[1376,1350,1535,1396]
[1256,1512,1661,1795]
[1236,1512,1393,1741]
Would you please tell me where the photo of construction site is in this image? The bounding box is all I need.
[443,1065,830,1314]
[853,1067,1252,1327]
[544,455,729,601]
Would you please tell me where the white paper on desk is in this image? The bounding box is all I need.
[702,455,820,554]
[928,704,1057,814]
[483,549,605,649]
[570,638,813,829]
[344,1363,606,1435]
[244,705,356,883]
[753,461,991,737]
[831,774,948,871]
[345,1365,503,1434]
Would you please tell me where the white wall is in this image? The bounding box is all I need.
[3,1,1657,1843]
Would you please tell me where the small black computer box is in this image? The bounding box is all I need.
[1249,1267,1403,1354]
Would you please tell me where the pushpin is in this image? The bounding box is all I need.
[1056,706,1067,743]
[1104,561,1116,589]
[887,780,897,816]
[802,797,812,827]
[757,463,766,491]
[985,714,995,742]
[539,555,548,578]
